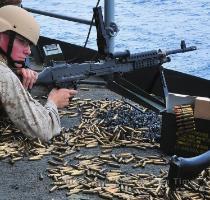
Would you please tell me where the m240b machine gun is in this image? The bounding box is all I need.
[36,42,196,90]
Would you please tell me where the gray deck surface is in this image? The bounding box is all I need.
[0,84,169,200]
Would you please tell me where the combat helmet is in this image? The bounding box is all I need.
[0,5,40,45]
[0,5,40,66]
[0,0,22,7]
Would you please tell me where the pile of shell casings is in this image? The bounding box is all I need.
[174,104,196,136]
[47,99,210,199]
[0,99,210,199]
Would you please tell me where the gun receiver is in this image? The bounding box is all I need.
[36,42,196,89]
[168,150,210,189]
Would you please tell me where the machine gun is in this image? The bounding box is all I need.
[36,42,196,89]
[168,150,210,189]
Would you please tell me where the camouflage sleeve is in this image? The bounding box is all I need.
[0,67,61,142]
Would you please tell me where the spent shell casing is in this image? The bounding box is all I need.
[82,189,98,194]
[118,157,123,163]
[71,170,85,176]
[59,150,76,158]
[96,173,106,180]
[29,155,43,161]
[107,162,121,168]
[53,141,65,146]
[51,151,61,156]
[86,142,98,148]
[99,155,113,160]
[58,184,68,189]
[102,149,112,154]
[33,142,46,148]
[124,156,135,164]
[52,156,64,163]
[55,146,68,152]
[39,172,44,181]
[111,154,118,161]
[48,160,60,166]
[12,157,22,161]
[49,185,58,193]
[66,189,82,196]
[98,192,113,200]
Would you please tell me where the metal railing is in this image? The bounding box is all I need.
[23,7,95,26]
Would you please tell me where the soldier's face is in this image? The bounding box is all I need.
[0,33,31,68]
[11,35,31,68]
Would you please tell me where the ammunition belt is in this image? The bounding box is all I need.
[174,104,196,136]
[173,104,210,155]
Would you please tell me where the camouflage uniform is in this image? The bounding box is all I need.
[0,54,61,141]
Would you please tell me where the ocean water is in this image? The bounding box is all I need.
[23,0,210,79]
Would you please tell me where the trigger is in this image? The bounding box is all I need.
[73,82,77,90]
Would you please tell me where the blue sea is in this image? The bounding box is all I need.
[24,0,210,79]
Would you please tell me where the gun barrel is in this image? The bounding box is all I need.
[111,46,197,62]
[166,46,197,55]
[111,50,158,61]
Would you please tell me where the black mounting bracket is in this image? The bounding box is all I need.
[93,6,110,56]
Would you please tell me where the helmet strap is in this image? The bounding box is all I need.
[8,57,26,69]
[6,31,16,58]
[0,48,26,70]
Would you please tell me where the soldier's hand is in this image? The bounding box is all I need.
[48,88,78,108]
[17,68,38,89]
